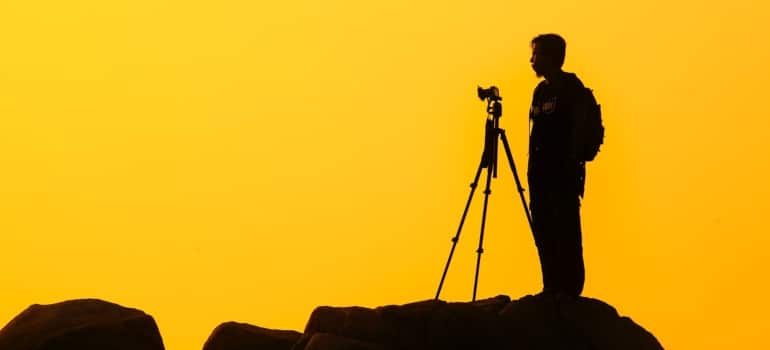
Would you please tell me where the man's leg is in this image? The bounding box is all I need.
[554,194,584,296]
[530,194,559,293]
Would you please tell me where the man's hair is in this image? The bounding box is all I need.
[531,34,566,68]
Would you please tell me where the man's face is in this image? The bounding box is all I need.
[530,43,553,78]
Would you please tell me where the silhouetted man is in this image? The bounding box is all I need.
[527,34,586,297]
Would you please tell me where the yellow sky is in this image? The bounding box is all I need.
[1,1,769,349]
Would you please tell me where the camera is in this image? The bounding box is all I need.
[477,86,502,101]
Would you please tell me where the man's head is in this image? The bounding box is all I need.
[530,34,566,78]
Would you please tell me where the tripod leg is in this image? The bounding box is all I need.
[473,164,495,301]
[435,159,486,300]
[499,129,535,234]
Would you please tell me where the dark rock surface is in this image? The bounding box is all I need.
[304,333,389,350]
[292,295,512,350]
[498,294,663,350]
[287,294,663,350]
[0,298,164,350]
[203,322,302,350]
[0,294,663,350]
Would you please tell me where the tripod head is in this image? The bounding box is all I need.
[478,86,504,176]
[478,85,503,122]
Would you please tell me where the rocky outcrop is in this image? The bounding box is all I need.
[203,322,302,350]
[303,333,389,350]
[0,299,164,350]
[0,294,663,350]
[285,294,663,350]
[498,294,663,350]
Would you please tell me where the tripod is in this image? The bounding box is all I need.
[435,93,535,301]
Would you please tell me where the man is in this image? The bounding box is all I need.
[527,33,587,297]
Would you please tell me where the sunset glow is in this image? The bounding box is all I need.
[1,1,769,349]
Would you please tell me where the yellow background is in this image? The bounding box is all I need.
[1,1,769,349]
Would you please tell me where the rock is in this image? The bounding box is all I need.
[375,299,445,350]
[296,306,394,350]
[498,294,592,350]
[295,295,507,350]
[203,322,301,350]
[556,296,663,350]
[293,294,663,350]
[0,298,164,350]
[304,333,391,350]
[3,294,663,350]
[469,294,511,314]
[499,294,664,350]
[303,306,393,344]
[426,299,504,350]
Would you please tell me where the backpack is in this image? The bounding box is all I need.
[574,87,604,162]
